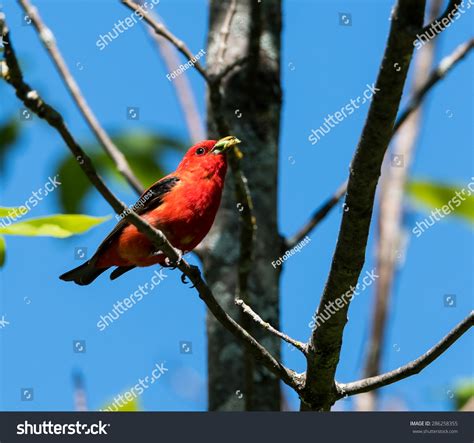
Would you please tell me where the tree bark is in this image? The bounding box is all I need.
[201,0,282,410]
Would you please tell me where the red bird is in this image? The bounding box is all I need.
[60,136,240,285]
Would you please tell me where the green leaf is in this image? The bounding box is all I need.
[0,235,5,267]
[454,379,474,410]
[0,214,110,238]
[56,130,185,213]
[407,180,474,224]
[0,207,24,217]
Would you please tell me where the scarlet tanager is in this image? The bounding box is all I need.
[60,136,240,285]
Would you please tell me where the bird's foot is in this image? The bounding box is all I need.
[162,250,183,269]
[180,273,196,288]
[180,265,198,288]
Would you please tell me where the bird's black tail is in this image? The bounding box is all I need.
[110,265,136,280]
[59,261,109,286]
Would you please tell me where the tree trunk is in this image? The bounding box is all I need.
[200,0,282,410]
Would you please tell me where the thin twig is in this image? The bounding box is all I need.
[18,0,144,195]
[338,312,474,397]
[144,11,205,143]
[216,0,237,67]
[121,0,209,81]
[285,181,347,250]
[0,14,300,393]
[394,37,474,132]
[236,298,307,354]
[286,38,474,247]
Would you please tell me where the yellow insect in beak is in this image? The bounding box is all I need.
[211,136,241,154]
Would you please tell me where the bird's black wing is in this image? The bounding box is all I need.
[95,176,180,254]
[134,176,180,216]
[102,176,180,279]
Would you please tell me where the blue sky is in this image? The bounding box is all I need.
[0,0,473,411]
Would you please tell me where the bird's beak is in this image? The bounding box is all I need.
[211,136,241,154]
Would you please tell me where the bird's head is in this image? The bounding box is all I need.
[176,136,241,178]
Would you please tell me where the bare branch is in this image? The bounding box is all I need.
[121,0,209,81]
[302,0,427,411]
[216,0,237,66]
[339,312,474,397]
[18,0,144,195]
[144,12,206,143]
[420,0,462,35]
[236,298,307,354]
[0,13,300,393]
[359,0,444,411]
[189,269,303,392]
[394,37,474,133]
[285,181,347,250]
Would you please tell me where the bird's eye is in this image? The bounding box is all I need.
[196,147,206,155]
